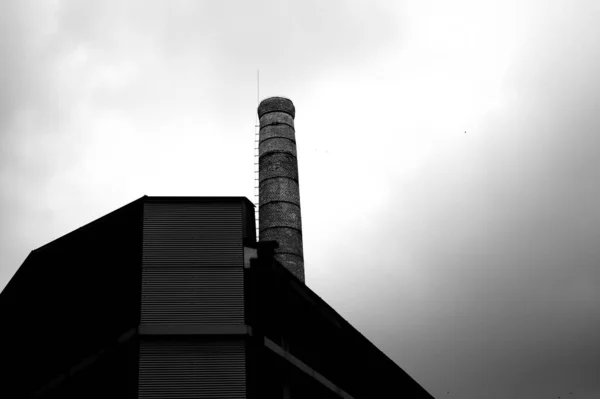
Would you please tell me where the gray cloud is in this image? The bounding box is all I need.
[47,0,401,121]
[0,0,401,290]
[347,3,600,397]
[2,1,600,398]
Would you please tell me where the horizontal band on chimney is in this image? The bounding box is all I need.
[258,200,300,209]
[259,175,299,185]
[260,114,294,129]
[259,135,296,146]
[260,225,304,240]
[259,153,299,181]
[273,252,304,261]
[259,225,303,235]
[260,203,301,228]
[260,121,295,130]
[259,179,300,205]
[259,149,298,158]
[259,139,297,158]
[259,124,296,143]
[258,98,295,118]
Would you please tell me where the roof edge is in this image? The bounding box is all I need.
[33,195,147,253]
[269,258,433,395]
[144,196,255,208]
[34,196,255,253]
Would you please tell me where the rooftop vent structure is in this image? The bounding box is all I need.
[257,97,304,282]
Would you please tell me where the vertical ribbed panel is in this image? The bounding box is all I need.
[143,202,243,267]
[141,267,244,325]
[139,339,246,398]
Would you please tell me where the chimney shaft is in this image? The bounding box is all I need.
[257,97,304,282]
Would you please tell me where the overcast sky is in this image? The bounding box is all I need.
[2,0,600,397]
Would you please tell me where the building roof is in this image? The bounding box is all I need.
[251,242,434,398]
[32,196,255,254]
[0,195,433,398]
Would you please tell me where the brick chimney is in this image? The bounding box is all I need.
[257,97,304,282]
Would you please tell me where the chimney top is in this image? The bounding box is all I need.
[258,97,295,119]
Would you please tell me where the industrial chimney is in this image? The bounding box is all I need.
[257,97,305,283]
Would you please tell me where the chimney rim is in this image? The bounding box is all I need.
[258,96,295,119]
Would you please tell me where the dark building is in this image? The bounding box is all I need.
[0,99,435,399]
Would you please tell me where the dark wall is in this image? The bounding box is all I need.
[250,256,434,399]
[43,333,139,399]
[140,199,249,328]
[138,336,247,399]
[251,339,345,399]
[0,198,144,397]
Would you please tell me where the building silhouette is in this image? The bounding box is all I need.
[0,98,435,398]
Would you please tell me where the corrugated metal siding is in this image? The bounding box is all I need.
[143,203,243,267]
[141,267,244,325]
[141,201,246,326]
[138,339,246,398]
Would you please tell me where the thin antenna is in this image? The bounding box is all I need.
[254,69,260,240]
